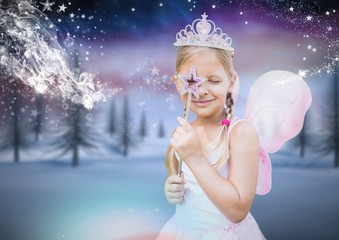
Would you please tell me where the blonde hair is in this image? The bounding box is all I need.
[165,46,236,176]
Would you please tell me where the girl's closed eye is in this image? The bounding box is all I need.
[208,79,221,84]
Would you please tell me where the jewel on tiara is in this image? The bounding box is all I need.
[173,13,234,55]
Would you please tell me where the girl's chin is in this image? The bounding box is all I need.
[191,110,215,119]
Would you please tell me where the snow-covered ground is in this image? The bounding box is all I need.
[0,138,339,240]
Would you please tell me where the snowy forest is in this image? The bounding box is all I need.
[1,68,339,167]
[0,40,168,166]
[0,84,167,166]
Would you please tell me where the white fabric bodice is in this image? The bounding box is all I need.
[175,145,232,229]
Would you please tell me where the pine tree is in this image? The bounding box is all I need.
[299,121,306,158]
[139,109,147,141]
[108,99,116,137]
[333,65,339,167]
[158,118,165,138]
[294,112,311,158]
[11,85,21,162]
[0,80,30,162]
[33,94,44,141]
[121,95,132,156]
[53,103,97,167]
[51,44,98,167]
[315,64,339,167]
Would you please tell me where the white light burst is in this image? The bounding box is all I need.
[0,0,105,109]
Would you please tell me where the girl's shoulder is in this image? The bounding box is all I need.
[228,118,258,140]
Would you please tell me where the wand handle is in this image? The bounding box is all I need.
[176,91,192,176]
[175,151,182,176]
[184,91,191,120]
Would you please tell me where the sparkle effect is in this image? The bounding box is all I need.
[58,4,67,13]
[40,0,55,12]
[0,0,105,110]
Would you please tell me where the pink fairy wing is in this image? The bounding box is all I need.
[246,70,312,152]
[245,70,312,194]
[256,146,272,195]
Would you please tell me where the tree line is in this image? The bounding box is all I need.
[292,64,339,167]
[0,44,166,167]
[0,87,166,167]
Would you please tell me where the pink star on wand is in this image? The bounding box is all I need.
[178,64,206,99]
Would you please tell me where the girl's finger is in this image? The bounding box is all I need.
[167,183,185,192]
[166,191,184,199]
[172,132,179,140]
[176,126,186,135]
[166,175,183,184]
[177,117,192,132]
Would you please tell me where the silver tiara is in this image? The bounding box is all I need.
[173,13,234,55]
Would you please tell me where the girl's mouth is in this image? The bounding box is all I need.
[192,99,214,106]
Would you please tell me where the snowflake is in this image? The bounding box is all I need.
[298,70,307,77]
[58,4,67,12]
[31,109,38,117]
[150,66,160,76]
[40,0,55,12]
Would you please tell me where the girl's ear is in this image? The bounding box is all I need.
[171,74,178,84]
[172,74,182,93]
[227,72,238,92]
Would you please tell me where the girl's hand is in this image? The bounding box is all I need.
[170,117,204,166]
[164,173,185,204]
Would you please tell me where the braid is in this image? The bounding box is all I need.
[214,91,234,169]
[225,92,234,120]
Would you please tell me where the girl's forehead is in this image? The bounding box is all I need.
[183,53,219,67]
[181,55,224,74]
[186,48,218,60]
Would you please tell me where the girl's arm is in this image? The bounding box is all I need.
[171,118,259,223]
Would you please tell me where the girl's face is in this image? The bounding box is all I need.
[175,49,234,120]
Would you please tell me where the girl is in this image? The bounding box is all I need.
[156,14,266,239]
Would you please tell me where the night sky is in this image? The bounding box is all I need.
[1,0,338,92]
[41,0,339,79]
[0,0,338,126]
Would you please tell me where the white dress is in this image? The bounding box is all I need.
[156,120,266,240]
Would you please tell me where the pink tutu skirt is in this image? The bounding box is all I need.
[156,213,266,240]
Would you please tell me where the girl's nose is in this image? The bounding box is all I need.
[198,83,208,96]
